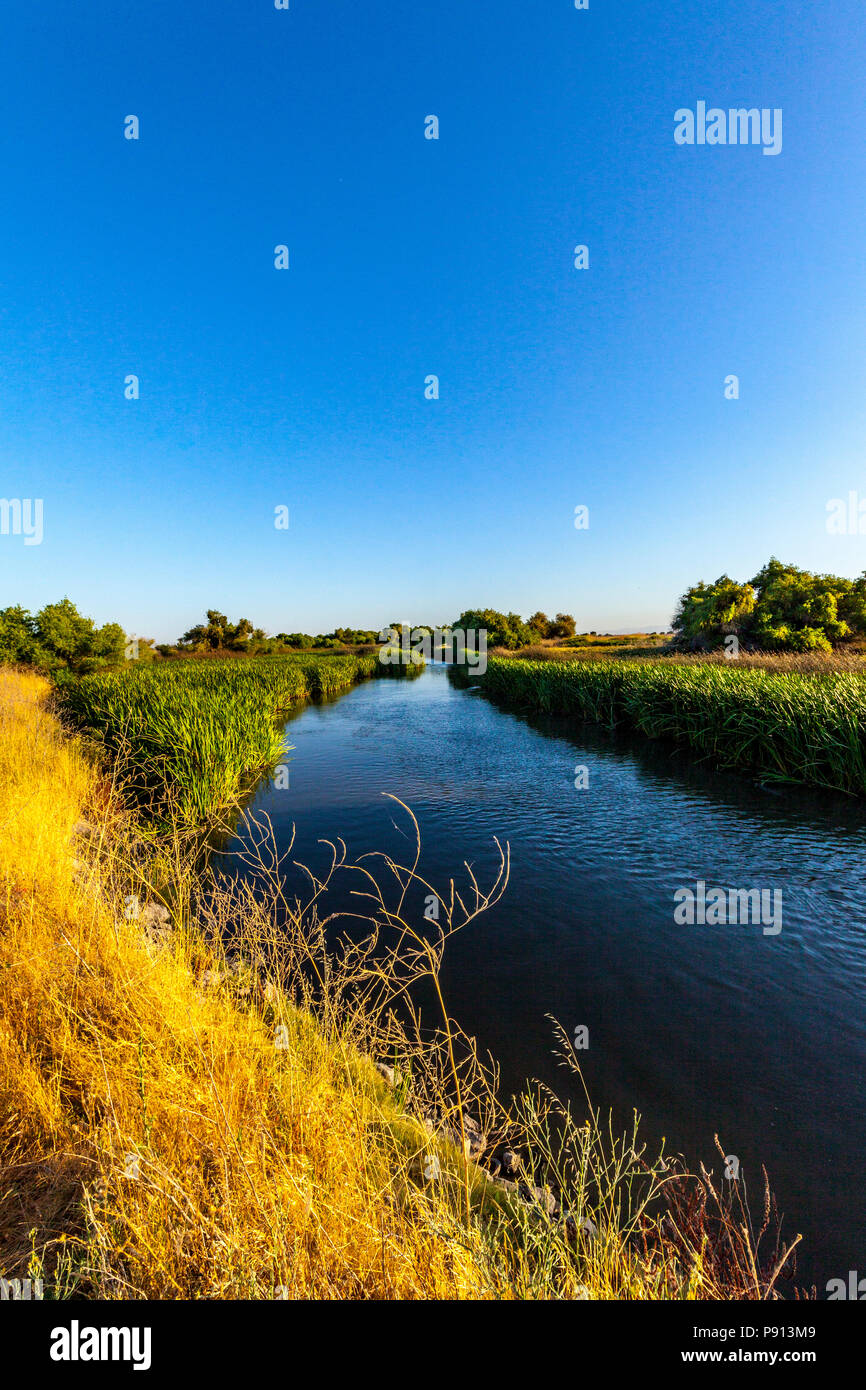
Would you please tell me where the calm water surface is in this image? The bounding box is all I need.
[225,665,866,1289]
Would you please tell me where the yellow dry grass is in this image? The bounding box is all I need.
[0,669,489,1298]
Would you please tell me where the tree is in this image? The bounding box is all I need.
[35,599,96,665]
[527,611,551,638]
[0,605,43,665]
[87,621,126,670]
[550,612,577,640]
[178,612,256,651]
[452,609,534,650]
[130,638,158,663]
[671,558,866,652]
[749,560,849,650]
[672,576,756,649]
[0,599,127,672]
[229,618,254,649]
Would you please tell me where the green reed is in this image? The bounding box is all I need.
[468,657,866,796]
[55,654,385,825]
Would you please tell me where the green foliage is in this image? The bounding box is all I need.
[133,638,158,664]
[671,576,756,648]
[453,609,534,650]
[174,611,585,657]
[179,610,255,652]
[549,612,577,639]
[466,656,866,797]
[55,653,416,825]
[0,605,43,666]
[329,627,380,645]
[179,621,382,655]
[672,558,866,653]
[0,598,126,672]
[525,611,577,640]
[451,609,577,647]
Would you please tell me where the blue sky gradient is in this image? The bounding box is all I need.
[1,1,864,641]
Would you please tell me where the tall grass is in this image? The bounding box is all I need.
[468,657,866,796]
[54,654,390,826]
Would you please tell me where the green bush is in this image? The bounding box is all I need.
[0,599,126,673]
[672,558,866,653]
[452,609,534,650]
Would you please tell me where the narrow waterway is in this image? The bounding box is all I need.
[224,665,866,1291]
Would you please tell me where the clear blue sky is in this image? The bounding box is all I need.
[1,1,864,642]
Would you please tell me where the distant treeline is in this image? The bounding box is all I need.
[6,562,861,675]
[445,612,671,650]
[672,558,866,653]
[446,610,578,649]
[0,602,386,673]
[174,611,382,655]
[161,609,590,657]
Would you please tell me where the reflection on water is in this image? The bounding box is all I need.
[223,665,866,1289]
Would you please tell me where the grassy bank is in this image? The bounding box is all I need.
[0,670,494,1296]
[54,653,405,826]
[464,656,866,796]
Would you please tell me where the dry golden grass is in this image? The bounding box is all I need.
[498,644,866,675]
[0,669,803,1300]
[0,670,479,1298]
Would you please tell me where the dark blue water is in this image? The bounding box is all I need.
[225,665,866,1290]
